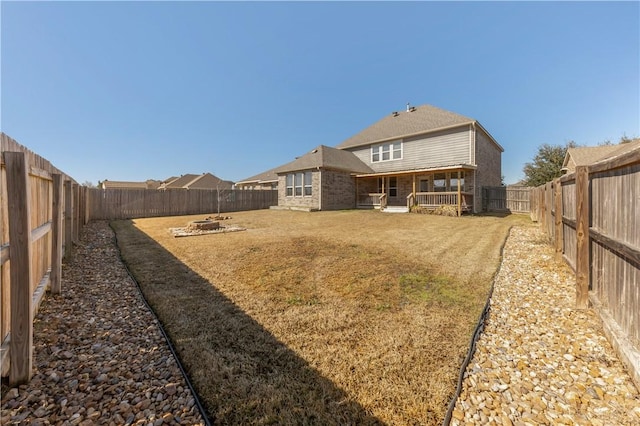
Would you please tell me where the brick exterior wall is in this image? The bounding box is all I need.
[277,171,321,210]
[475,127,503,213]
[277,169,358,211]
[321,170,357,210]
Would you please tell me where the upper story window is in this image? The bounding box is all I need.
[371,141,402,163]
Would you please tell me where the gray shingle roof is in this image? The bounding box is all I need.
[336,104,475,149]
[237,166,282,184]
[564,145,621,169]
[594,138,640,163]
[277,145,374,174]
[563,139,640,172]
[160,173,233,190]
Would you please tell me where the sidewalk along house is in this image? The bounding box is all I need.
[239,104,504,214]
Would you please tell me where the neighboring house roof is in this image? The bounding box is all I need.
[562,139,640,172]
[101,180,148,190]
[336,104,492,150]
[563,145,620,171]
[236,166,282,186]
[276,145,374,174]
[160,173,234,190]
[593,138,640,164]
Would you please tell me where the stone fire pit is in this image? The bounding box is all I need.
[169,218,246,238]
[186,220,220,231]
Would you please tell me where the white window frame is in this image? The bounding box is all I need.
[286,172,313,197]
[294,172,303,196]
[304,171,312,196]
[371,140,402,163]
[286,174,294,196]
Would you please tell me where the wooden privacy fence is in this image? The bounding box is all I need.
[482,185,532,213]
[87,188,278,220]
[530,145,640,388]
[1,133,86,385]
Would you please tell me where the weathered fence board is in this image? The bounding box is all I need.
[530,144,640,389]
[4,152,34,385]
[87,188,278,220]
[482,186,532,213]
[1,133,80,384]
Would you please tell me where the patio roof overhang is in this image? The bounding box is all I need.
[352,164,477,178]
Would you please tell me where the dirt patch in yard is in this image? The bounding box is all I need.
[111,210,530,425]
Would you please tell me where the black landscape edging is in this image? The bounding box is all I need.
[109,222,213,426]
[442,226,513,426]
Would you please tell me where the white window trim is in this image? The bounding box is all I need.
[286,172,313,197]
[286,174,294,196]
[371,140,403,163]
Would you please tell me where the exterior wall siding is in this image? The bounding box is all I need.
[474,127,503,213]
[347,126,472,172]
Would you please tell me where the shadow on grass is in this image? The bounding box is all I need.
[110,220,383,425]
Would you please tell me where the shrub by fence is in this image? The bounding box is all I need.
[1,133,86,385]
[530,145,640,389]
[87,188,278,220]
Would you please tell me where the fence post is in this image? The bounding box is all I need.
[4,151,33,385]
[64,180,73,260]
[84,186,90,224]
[51,174,63,294]
[575,166,590,309]
[554,178,564,262]
[73,183,80,243]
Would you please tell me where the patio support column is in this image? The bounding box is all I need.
[412,174,416,203]
[457,170,462,217]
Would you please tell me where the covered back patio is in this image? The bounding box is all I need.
[355,166,476,216]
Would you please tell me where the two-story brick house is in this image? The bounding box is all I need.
[238,104,503,214]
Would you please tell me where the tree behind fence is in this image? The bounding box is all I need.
[87,188,278,220]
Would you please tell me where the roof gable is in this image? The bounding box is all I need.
[161,173,233,190]
[563,145,620,169]
[277,145,374,174]
[336,104,474,149]
[563,139,640,172]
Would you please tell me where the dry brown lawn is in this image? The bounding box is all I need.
[111,209,530,425]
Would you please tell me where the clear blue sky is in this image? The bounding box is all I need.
[2,1,638,185]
